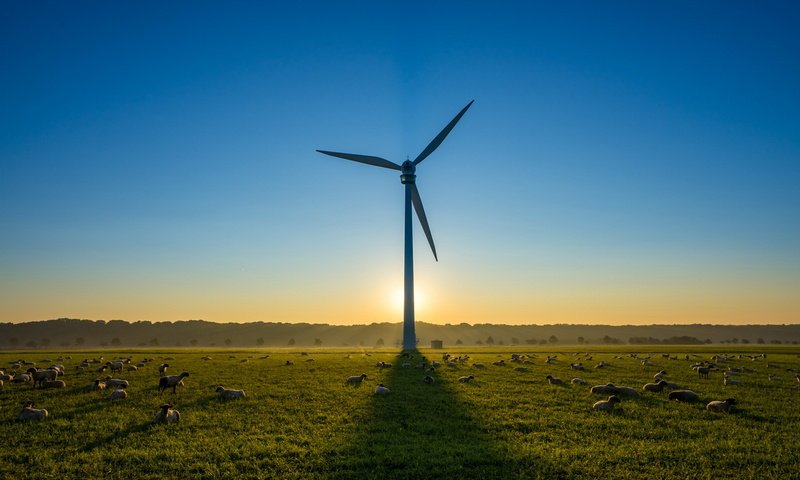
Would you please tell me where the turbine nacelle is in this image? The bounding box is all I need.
[400,160,416,184]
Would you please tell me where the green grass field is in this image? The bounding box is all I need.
[1,346,798,479]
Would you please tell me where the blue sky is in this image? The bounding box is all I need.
[1,2,798,324]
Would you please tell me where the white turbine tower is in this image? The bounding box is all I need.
[317,100,473,350]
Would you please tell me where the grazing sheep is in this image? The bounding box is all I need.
[126,365,138,372]
[591,383,618,395]
[108,361,124,373]
[158,372,189,394]
[374,384,391,395]
[473,363,486,369]
[26,368,57,388]
[109,389,128,400]
[694,366,710,379]
[12,373,32,383]
[93,379,107,390]
[492,360,505,366]
[707,398,736,413]
[285,360,294,366]
[423,375,435,384]
[570,363,585,371]
[105,377,129,389]
[18,401,48,421]
[593,395,621,412]
[668,390,700,402]
[153,404,180,424]
[345,374,368,386]
[215,386,246,400]
[723,377,740,386]
[595,361,610,369]
[643,380,668,393]
[201,356,212,361]
[546,375,564,385]
[158,364,169,376]
[613,386,640,396]
[571,378,587,385]
[458,375,475,383]
[654,370,667,381]
[42,380,66,389]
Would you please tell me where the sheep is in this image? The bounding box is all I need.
[513,367,528,373]
[723,377,740,386]
[159,364,169,376]
[153,404,180,424]
[614,386,640,396]
[374,384,391,395]
[694,366,710,379]
[108,361,124,373]
[595,361,610,369]
[423,375,435,384]
[126,365,138,372]
[93,379,107,390]
[707,398,736,413]
[215,386,246,400]
[473,363,486,369]
[546,375,564,385]
[458,375,475,383]
[201,356,212,361]
[42,380,66,389]
[643,380,668,392]
[105,377,129,389]
[492,360,505,366]
[18,401,48,421]
[668,390,700,402]
[571,378,587,385]
[376,361,392,368]
[592,395,621,412]
[26,368,57,388]
[158,372,189,394]
[590,383,618,395]
[654,370,667,381]
[285,360,294,366]
[109,389,128,400]
[345,374,368,386]
[570,363,585,371]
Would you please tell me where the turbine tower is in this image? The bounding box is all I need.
[317,100,473,350]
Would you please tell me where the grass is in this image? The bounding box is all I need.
[0,346,798,479]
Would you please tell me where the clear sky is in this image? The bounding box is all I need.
[1,2,798,325]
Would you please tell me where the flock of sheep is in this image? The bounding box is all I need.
[1,355,246,424]
[3,350,799,425]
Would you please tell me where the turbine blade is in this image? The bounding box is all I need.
[411,184,438,262]
[316,150,401,170]
[413,100,474,166]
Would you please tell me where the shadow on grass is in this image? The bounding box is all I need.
[319,350,570,479]
[81,421,156,452]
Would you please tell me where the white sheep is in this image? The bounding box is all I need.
[593,395,621,412]
[643,380,668,392]
[158,364,169,376]
[42,380,66,389]
[545,375,564,385]
[374,383,391,395]
[458,375,475,383]
[126,365,138,372]
[93,379,107,390]
[109,389,128,400]
[105,377,130,389]
[707,398,736,413]
[668,390,700,402]
[571,378,587,385]
[345,374,368,386]
[27,368,57,388]
[590,383,617,395]
[215,386,246,400]
[473,363,486,369]
[723,377,740,386]
[158,372,189,394]
[153,404,180,424]
[18,401,48,420]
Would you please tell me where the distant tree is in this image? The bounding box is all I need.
[359,340,365,346]
[577,336,585,344]
[539,339,547,345]
[148,337,160,346]
[793,341,798,345]
[314,338,323,346]
[59,341,70,347]
[75,337,85,346]
[511,337,520,345]
[486,336,494,345]
[741,339,750,344]
[704,339,712,344]
[476,340,484,345]
[9,337,20,346]
[498,340,505,345]
[224,338,232,346]
[256,337,265,346]
[757,338,765,344]
[26,340,38,348]
[455,339,463,345]
[100,342,108,347]
[40,337,51,347]
[190,339,198,346]
[525,338,537,345]
[137,342,147,347]
[770,340,782,344]
[731,338,739,344]
[376,338,384,346]
[110,337,121,347]
[549,335,558,344]
[288,338,296,346]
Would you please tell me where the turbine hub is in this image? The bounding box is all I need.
[400,160,416,184]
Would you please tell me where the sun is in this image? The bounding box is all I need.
[390,288,426,313]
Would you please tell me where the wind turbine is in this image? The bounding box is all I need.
[317,100,473,350]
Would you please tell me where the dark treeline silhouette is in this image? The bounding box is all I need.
[1,318,799,349]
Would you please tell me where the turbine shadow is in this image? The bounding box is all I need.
[320,350,569,479]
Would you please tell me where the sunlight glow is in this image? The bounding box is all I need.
[391,288,426,313]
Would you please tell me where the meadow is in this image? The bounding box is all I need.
[1,346,798,480]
